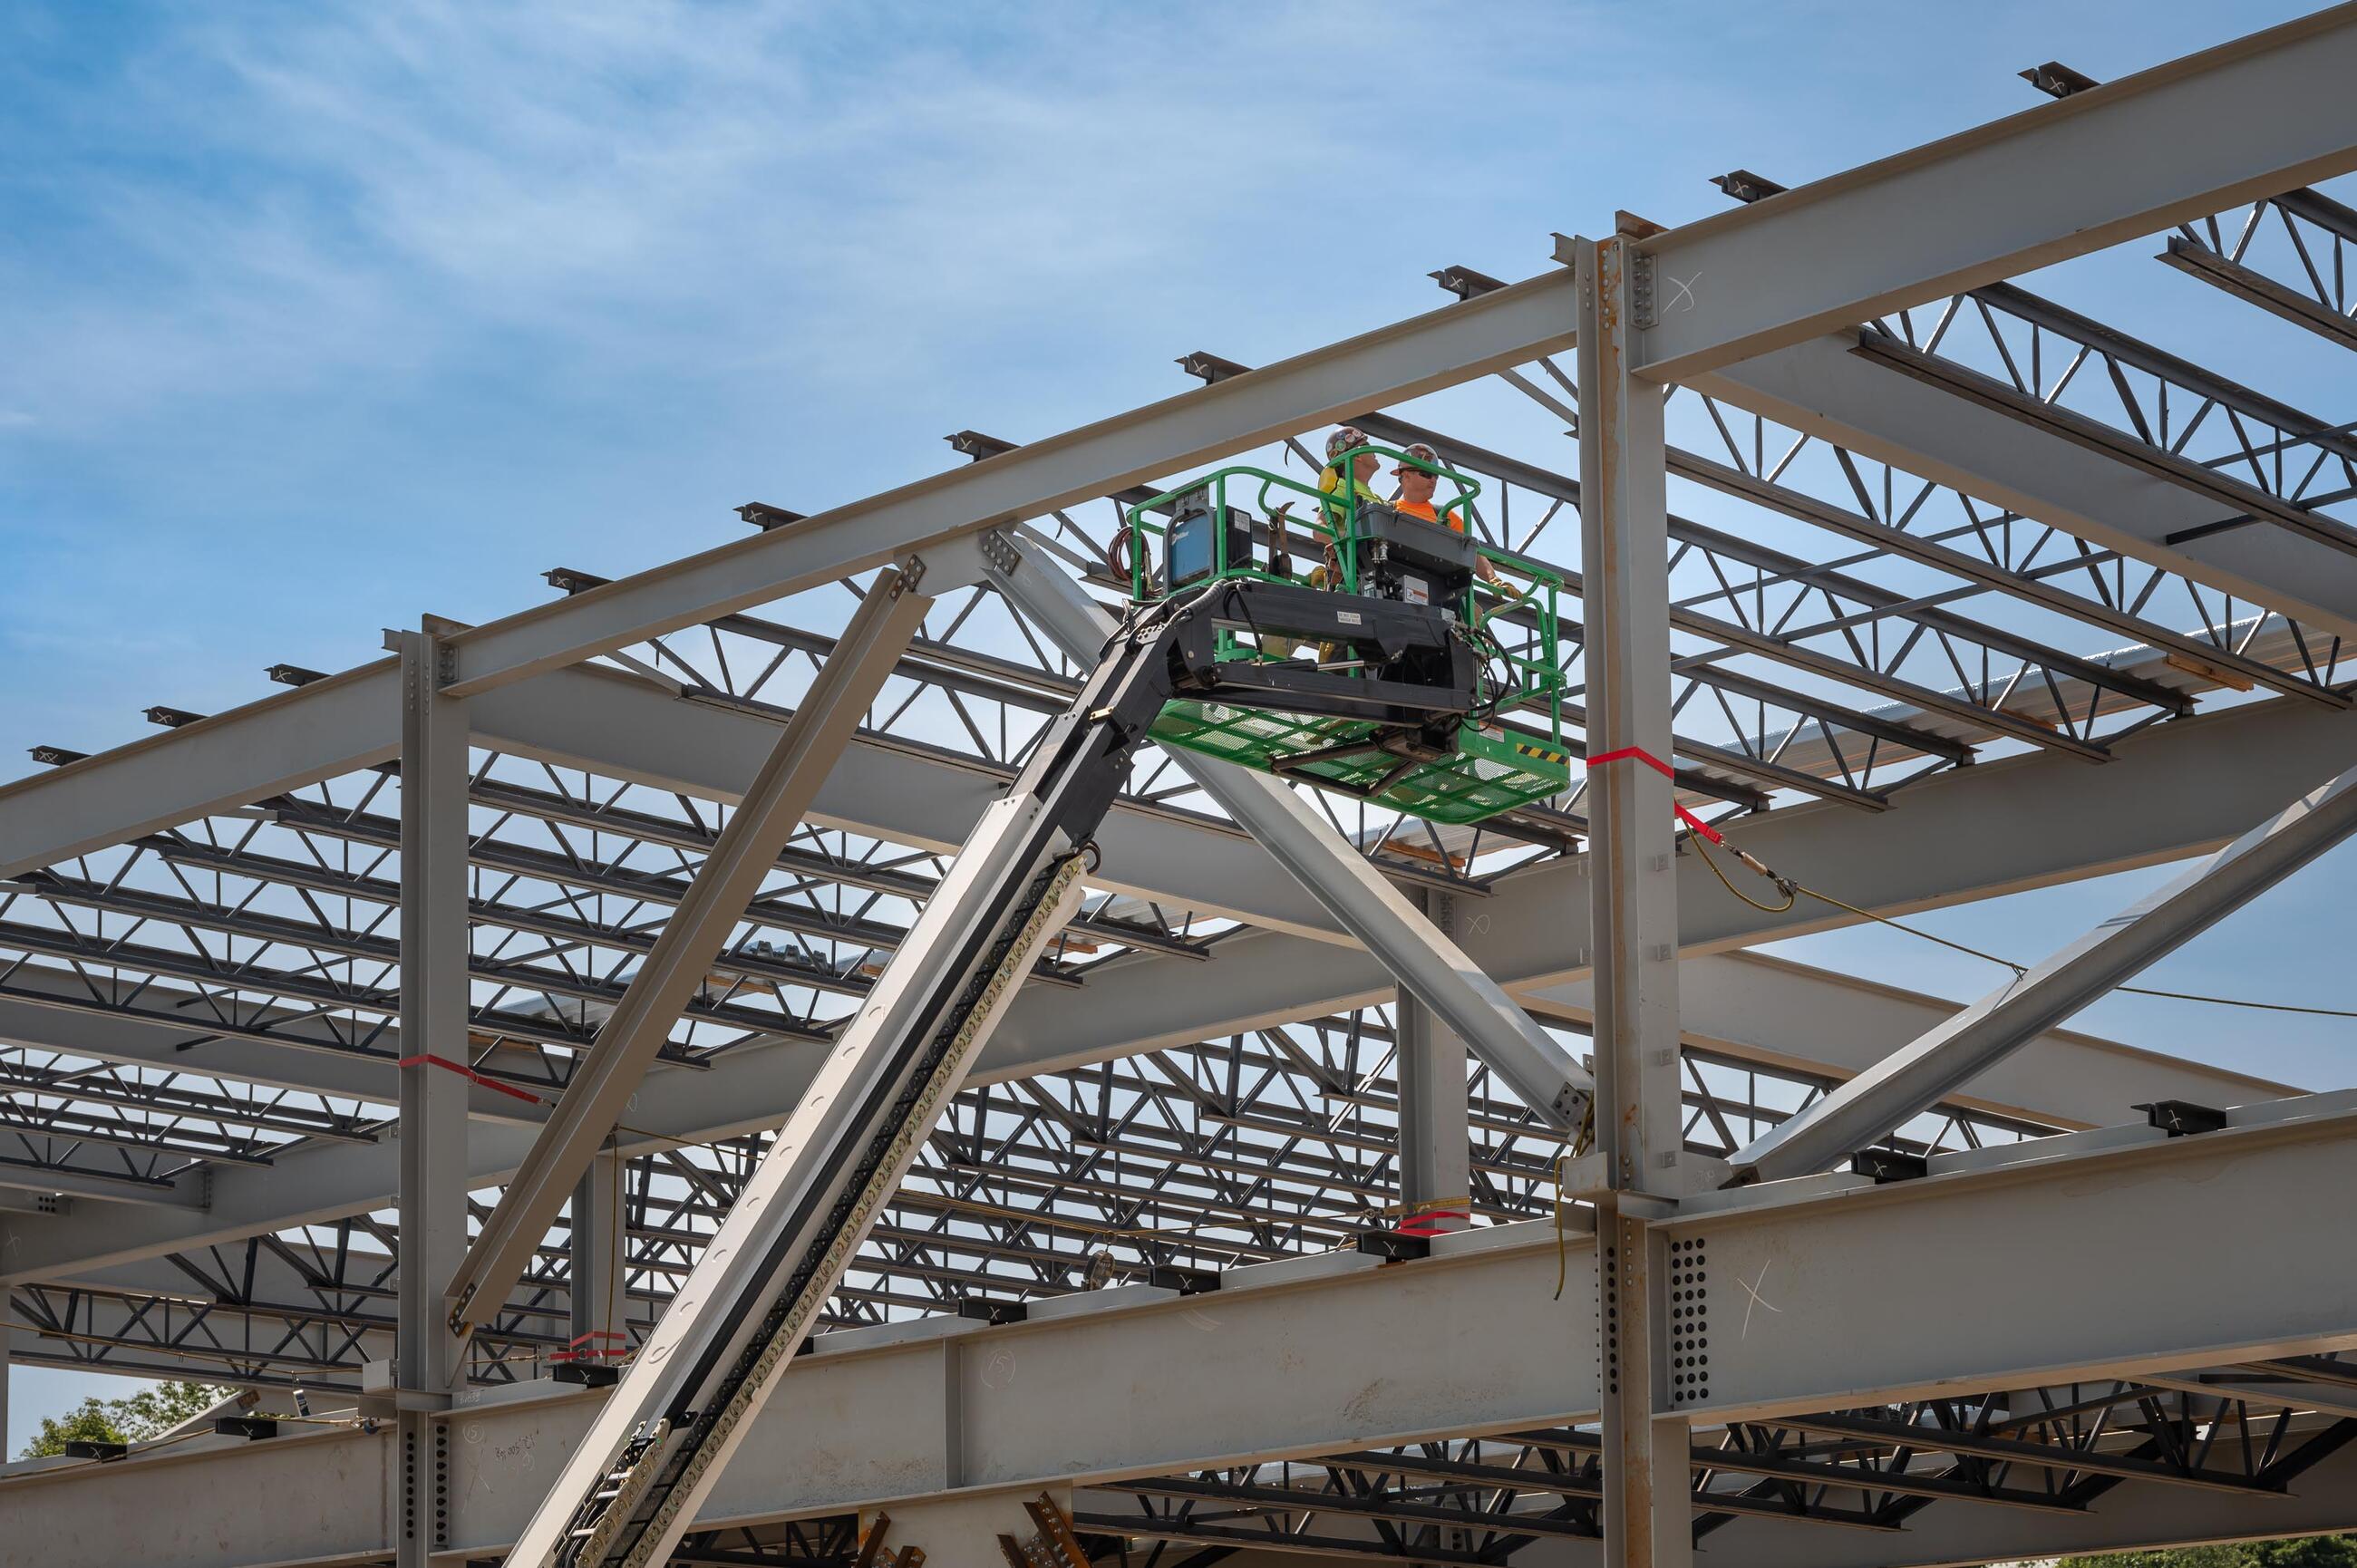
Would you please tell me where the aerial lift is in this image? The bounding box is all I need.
[505,445,1579,1568]
[1120,449,1573,822]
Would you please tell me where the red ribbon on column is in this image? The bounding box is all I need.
[1582,746,1725,844]
[397,1052,548,1105]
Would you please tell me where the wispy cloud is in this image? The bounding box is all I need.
[0,3,1629,441]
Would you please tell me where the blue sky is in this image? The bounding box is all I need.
[5,1,2351,1450]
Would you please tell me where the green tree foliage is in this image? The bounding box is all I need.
[19,1379,232,1457]
[2055,1541,2357,1568]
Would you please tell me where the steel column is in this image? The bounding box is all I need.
[1731,758,2357,1185]
[395,625,472,1568]
[1576,231,1692,1568]
[444,567,931,1340]
[569,1149,630,1362]
[1396,894,1470,1236]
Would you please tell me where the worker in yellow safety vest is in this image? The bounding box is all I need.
[1261,427,1375,662]
[1317,425,1382,508]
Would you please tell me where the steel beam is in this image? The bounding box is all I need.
[0,1162,205,1209]
[490,1232,1604,1543]
[1659,440,2344,709]
[1536,951,2297,1135]
[982,527,1590,1129]
[1730,758,2357,1185]
[1693,333,2357,639]
[443,567,931,1341]
[1852,329,2357,563]
[1673,1097,2357,1422]
[0,662,400,881]
[432,276,1576,697]
[1576,231,1692,1568]
[14,1104,2357,1565]
[16,1408,2357,1568]
[1626,5,2357,379]
[0,969,532,1119]
[2160,232,2357,351]
[0,1232,1599,1564]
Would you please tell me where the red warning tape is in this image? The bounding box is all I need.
[1582,747,1726,845]
[556,1330,631,1361]
[1397,1210,1469,1238]
[1584,745,1673,778]
[398,1053,547,1106]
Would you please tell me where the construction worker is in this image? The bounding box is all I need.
[1264,528,1345,661]
[1318,425,1382,507]
[1289,424,1377,612]
[1392,442,1499,584]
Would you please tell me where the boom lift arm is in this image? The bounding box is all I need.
[504,574,1492,1568]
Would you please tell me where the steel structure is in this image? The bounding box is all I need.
[3,10,2357,1566]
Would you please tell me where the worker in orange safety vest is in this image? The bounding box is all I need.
[1391,440,1499,584]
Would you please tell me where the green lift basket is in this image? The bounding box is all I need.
[1121,443,1572,827]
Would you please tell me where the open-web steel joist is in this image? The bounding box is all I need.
[3,8,2357,1566]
